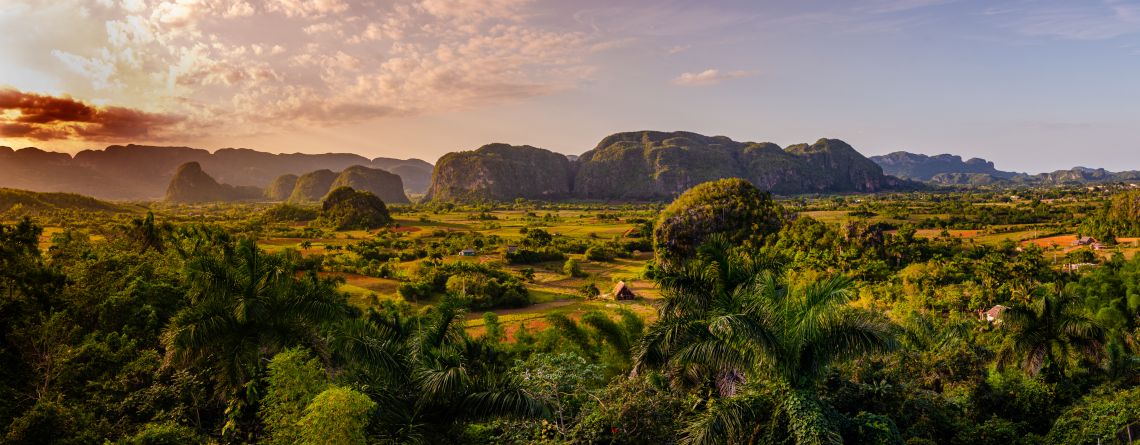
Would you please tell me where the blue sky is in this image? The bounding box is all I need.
[1,0,1139,172]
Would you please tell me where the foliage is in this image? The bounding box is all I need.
[317,186,393,230]
[296,386,376,445]
[653,178,782,267]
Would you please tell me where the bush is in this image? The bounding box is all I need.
[564,258,583,277]
[317,187,393,230]
[653,178,781,268]
[505,247,566,264]
[297,387,376,445]
[584,244,618,262]
[122,422,206,445]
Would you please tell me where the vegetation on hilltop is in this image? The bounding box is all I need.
[316,187,393,230]
[653,178,782,267]
[0,188,139,217]
[426,143,574,202]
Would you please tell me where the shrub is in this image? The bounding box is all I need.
[564,258,583,277]
[653,178,781,268]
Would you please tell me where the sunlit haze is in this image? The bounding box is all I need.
[3,0,1140,172]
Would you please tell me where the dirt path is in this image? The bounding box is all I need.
[465,299,578,319]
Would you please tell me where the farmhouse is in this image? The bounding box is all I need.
[459,248,477,256]
[612,281,636,300]
[1072,236,1097,246]
[982,305,1008,324]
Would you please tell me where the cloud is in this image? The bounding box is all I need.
[995,1,1140,40]
[1,0,600,144]
[672,69,757,86]
[0,88,184,141]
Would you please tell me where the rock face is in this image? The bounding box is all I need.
[330,165,410,204]
[164,162,262,203]
[288,169,338,203]
[266,174,299,200]
[870,151,1015,181]
[427,131,908,202]
[372,157,433,195]
[425,143,574,201]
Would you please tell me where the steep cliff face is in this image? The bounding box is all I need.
[266,174,299,200]
[574,131,745,200]
[371,158,433,195]
[329,165,410,204]
[572,132,900,200]
[164,162,262,203]
[425,132,908,202]
[870,151,1014,181]
[425,144,574,201]
[288,169,339,203]
[784,139,895,192]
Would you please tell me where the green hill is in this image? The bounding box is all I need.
[426,144,574,202]
[0,188,140,216]
[330,165,410,204]
[164,162,263,203]
[288,169,338,203]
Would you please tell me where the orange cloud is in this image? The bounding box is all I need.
[0,88,183,142]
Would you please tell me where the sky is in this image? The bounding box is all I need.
[1,0,1139,173]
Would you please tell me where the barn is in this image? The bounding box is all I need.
[612,281,636,300]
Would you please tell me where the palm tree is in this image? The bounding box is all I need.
[162,238,348,395]
[330,302,546,443]
[995,290,1107,381]
[635,241,895,445]
[127,211,170,253]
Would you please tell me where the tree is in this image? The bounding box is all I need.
[260,349,330,445]
[296,387,375,445]
[161,238,349,440]
[653,178,782,269]
[318,187,393,230]
[564,258,583,277]
[995,291,1107,381]
[635,240,895,444]
[329,304,547,443]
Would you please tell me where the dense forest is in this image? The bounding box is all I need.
[2,182,1140,444]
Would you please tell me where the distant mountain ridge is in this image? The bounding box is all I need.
[162,162,410,204]
[871,151,1140,186]
[427,131,915,202]
[164,162,263,203]
[0,144,431,200]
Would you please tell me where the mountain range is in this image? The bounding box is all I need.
[0,144,432,200]
[426,131,912,201]
[870,151,1140,186]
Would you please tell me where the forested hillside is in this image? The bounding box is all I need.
[2,184,1140,444]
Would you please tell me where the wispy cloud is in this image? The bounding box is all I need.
[995,0,1140,40]
[0,0,606,143]
[672,69,757,86]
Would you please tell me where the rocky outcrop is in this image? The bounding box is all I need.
[870,151,1016,181]
[372,157,433,195]
[427,131,911,202]
[329,165,410,204]
[164,162,262,203]
[0,143,431,200]
[266,174,298,201]
[425,144,574,201]
[288,169,338,203]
